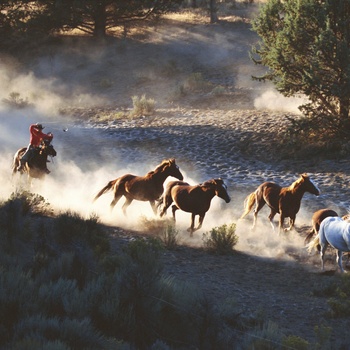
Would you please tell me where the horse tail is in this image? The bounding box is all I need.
[306,233,321,253]
[93,180,117,202]
[304,229,316,244]
[240,192,255,219]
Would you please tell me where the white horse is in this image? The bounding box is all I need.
[307,216,350,273]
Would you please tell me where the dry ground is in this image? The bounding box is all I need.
[6,3,350,346]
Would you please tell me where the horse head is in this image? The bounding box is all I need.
[300,173,320,196]
[204,178,231,203]
[164,158,183,180]
[41,141,57,158]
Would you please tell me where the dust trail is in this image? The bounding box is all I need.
[0,23,316,264]
[254,89,309,114]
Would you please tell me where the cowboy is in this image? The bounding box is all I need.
[17,123,53,174]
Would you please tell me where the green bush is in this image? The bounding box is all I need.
[282,335,309,350]
[202,223,238,254]
[313,275,350,318]
[158,223,180,250]
[131,94,155,116]
[241,321,283,349]
[54,211,109,257]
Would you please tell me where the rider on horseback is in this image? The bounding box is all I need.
[17,123,53,174]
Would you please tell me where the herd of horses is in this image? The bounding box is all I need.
[11,148,350,273]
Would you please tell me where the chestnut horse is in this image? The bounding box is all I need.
[304,208,338,244]
[158,178,231,235]
[12,139,57,182]
[307,216,350,273]
[93,158,183,215]
[240,174,320,234]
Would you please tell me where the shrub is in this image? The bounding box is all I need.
[313,325,332,350]
[2,91,32,109]
[282,335,309,350]
[202,223,238,254]
[13,315,110,350]
[54,211,109,257]
[158,224,180,250]
[116,238,164,348]
[4,190,52,216]
[241,320,283,349]
[131,94,155,116]
[140,216,180,249]
[184,72,210,92]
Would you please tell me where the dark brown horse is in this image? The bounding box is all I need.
[158,178,231,235]
[93,158,183,215]
[240,174,320,234]
[304,208,339,244]
[12,139,57,182]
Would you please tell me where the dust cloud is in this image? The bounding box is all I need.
[0,19,311,263]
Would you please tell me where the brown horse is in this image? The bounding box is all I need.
[93,158,183,215]
[158,178,231,235]
[304,208,339,244]
[12,139,57,182]
[240,174,320,234]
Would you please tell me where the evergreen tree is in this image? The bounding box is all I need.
[251,0,350,140]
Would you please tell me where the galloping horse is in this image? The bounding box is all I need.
[93,158,183,215]
[240,174,320,234]
[12,139,57,182]
[307,216,350,273]
[304,208,338,244]
[158,178,231,235]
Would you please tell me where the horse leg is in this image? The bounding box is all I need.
[285,216,296,232]
[252,199,265,231]
[320,243,328,271]
[269,210,277,232]
[159,195,173,217]
[110,191,123,213]
[171,204,179,222]
[336,250,345,273]
[187,213,197,236]
[195,213,205,232]
[122,197,133,216]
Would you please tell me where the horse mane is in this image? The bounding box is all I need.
[287,173,308,192]
[200,178,222,188]
[146,158,175,175]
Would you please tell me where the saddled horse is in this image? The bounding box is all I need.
[158,178,231,235]
[240,174,320,234]
[93,158,183,215]
[304,208,339,244]
[307,216,350,273]
[12,139,57,182]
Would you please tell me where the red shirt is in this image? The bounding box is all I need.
[29,124,53,147]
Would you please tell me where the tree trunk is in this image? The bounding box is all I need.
[93,2,107,37]
[209,0,218,23]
